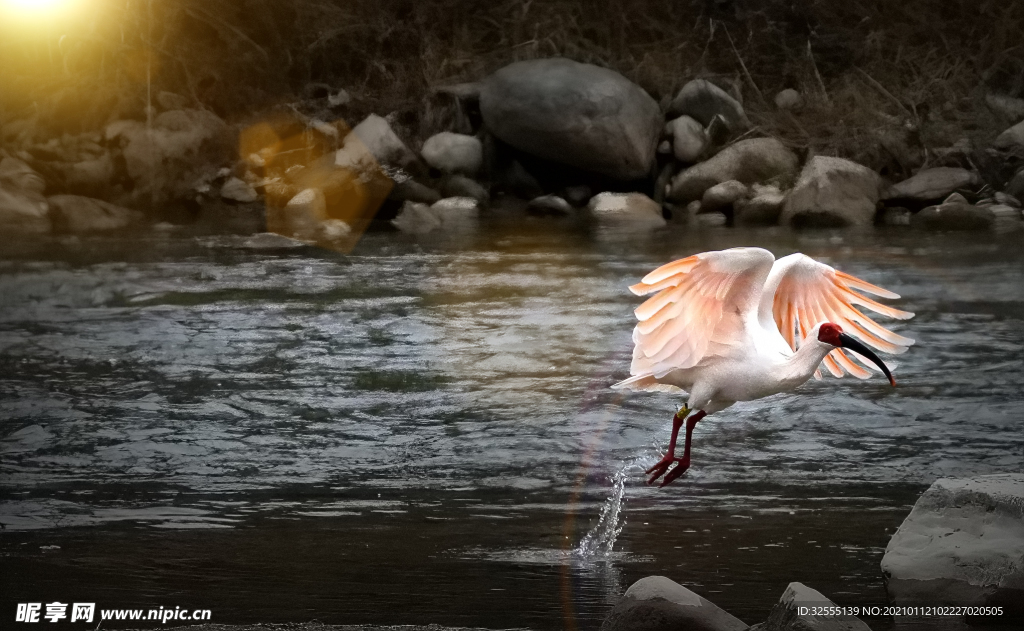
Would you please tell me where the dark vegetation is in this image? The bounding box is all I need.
[2,0,1023,179]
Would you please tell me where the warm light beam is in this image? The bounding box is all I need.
[1,0,80,21]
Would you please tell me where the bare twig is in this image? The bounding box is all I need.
[806,40,831,107]
[854,67,913,117]
[723,25,766,106]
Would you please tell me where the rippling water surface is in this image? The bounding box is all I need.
[2,219,1022,629]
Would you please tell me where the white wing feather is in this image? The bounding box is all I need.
[621,247,776,380]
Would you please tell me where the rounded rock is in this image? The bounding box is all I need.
[420,132,483,175]
[480,58,662,180]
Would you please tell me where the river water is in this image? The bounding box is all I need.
[2,216,1022,629]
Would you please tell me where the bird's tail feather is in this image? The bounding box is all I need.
[611,374,686,394]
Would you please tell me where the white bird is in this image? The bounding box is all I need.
[613,247,914,487]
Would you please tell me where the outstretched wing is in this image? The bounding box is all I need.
[759,254,914,379]
[624,247,776,380]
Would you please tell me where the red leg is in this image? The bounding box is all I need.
[646,410,706,486]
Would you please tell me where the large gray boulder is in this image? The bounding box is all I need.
[748,582,870,631]
[667,79,751,133]
[601,576,748,631]
[780,156,880,227]
[48,195,143,232]
[668,138,799,203]
[479,58,662,180]
[882,167,978,202]
[881,473,1024,612]
[0,156,50,233]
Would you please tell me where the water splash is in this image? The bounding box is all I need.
[574,460,634,559]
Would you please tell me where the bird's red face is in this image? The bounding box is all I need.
[816,321,896,387]
[817,322,843,346]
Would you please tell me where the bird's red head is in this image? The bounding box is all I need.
[817,322,843,346]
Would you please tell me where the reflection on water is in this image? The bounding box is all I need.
[1,220,1023,629]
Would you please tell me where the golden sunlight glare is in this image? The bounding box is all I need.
[1,0,79,21]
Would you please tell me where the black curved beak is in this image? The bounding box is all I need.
[838,333,895,386]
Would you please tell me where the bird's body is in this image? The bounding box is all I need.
[614,247,913,485]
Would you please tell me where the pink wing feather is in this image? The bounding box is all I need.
[769,255,914,379]
[627,248,776,379]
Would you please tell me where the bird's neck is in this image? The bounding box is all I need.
[779,338,833,387]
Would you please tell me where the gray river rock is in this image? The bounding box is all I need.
[881,474,1024,611]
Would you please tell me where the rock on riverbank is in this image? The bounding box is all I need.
[881,473,1024,613]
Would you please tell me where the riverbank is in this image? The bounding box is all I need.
[2,1,1024,243]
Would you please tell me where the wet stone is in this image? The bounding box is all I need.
[526,195,573,216]
[881,473,1024,614]
[749,582,870,631]
[602,576,748,631]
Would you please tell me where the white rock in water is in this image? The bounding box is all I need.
[588,192,665,226]
[430,196,479,225]
[666,115,708,163]
[774,88,804,111]
[391,200,442,234]
[284,188,328,238]
[420,132,483,175]
[221,177,258,203]
[881,474,1024,609]
[780,156,880,227]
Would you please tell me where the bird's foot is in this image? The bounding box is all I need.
[645,456,690,487]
